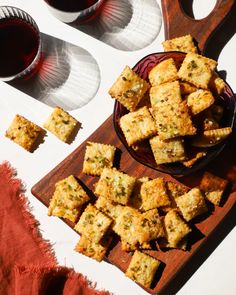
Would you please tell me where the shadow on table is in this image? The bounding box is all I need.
[69,0,162,51]
[7,33,100,111]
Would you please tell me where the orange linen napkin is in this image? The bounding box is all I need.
[0,162,110,295]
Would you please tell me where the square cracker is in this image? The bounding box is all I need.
[74,204,112,243]
[199,171,228,206]
[148,58,178,86]
[75,235,111,262]
[109,65,150,112]
[119,106,157,146]
[152,100,196,140]
[140,178,170,211]
[94,168,136,205]
[178,53,215,89]
[48,175,89,222]
[43,106,78,143]
[187,89,215,115]
[82,141,116,176]
[162,34,198,53]
[149,135,186,165]
[175,188,208,221]
[5,114,44,152]
[126,250,161,288]
[150,80,182,108]
[114,207,149,246]
[164,209,191,248]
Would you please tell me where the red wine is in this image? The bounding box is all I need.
[46,0,99,12]
[0,18,39,78]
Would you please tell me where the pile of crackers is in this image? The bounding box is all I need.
[48,139,229,289]
[109,35,232,168]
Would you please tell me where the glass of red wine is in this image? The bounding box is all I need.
[0,6,41,82]
[43,0,105,23]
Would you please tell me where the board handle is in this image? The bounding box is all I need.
[161,0,235,53]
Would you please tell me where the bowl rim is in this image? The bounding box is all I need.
[113,51,236,176]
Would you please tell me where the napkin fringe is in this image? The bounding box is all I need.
[1,161,57,266]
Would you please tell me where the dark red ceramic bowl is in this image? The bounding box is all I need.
[113,52,236,176]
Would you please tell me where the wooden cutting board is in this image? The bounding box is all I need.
[32,0,236,294]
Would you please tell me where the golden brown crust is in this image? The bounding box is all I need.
[109,66,150,112]
[5,114,43,152]
[43,107,78,143]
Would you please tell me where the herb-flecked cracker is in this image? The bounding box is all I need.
[149,135,186,165]
[48,175,89,222]
[75,235,111,262]
[175,188,208,221]
[43,106,78,143]
[108,66,150,112]
[114,206,148,246]
[119,106,157,146]
[140,178,170,211]
[200,171,228,206]
[164,209,191,248]
[82,141,116,176]
[148,58,178,86]
[5,114,44,152]
[162,34,198,53]
[187,89,215,115]
[178,53,215,89]
[126,250,161,288]
[94,168,136,205]
[152,100,196,140]
[74,204,112,243]
[150,80,182,108]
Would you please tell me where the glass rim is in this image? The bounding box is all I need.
[0,5,41,81]
[43,0,104,14]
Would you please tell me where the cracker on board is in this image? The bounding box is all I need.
[175,188,208,221]
[48,175,89,222]
[74,204,112,243]
[178,53,215,89]
[199,171,228,206]
[162,34,198,53]
[148,58,178,86]
[149,135,186,165]
[43,106,79,143]
[75,235,112,262]
[108,65,150,112]
[82,141,116,176]
[113,206,148,246]
[140,178,170,211]
[126,250,161,288]
[164,209,191,248]
[5,114,44,152]
[187,89,215,115]
[152,100,196,140]
[94,168,136,205]
[119,106,157,146]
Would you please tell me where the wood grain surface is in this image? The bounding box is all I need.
[31,1,236,294]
